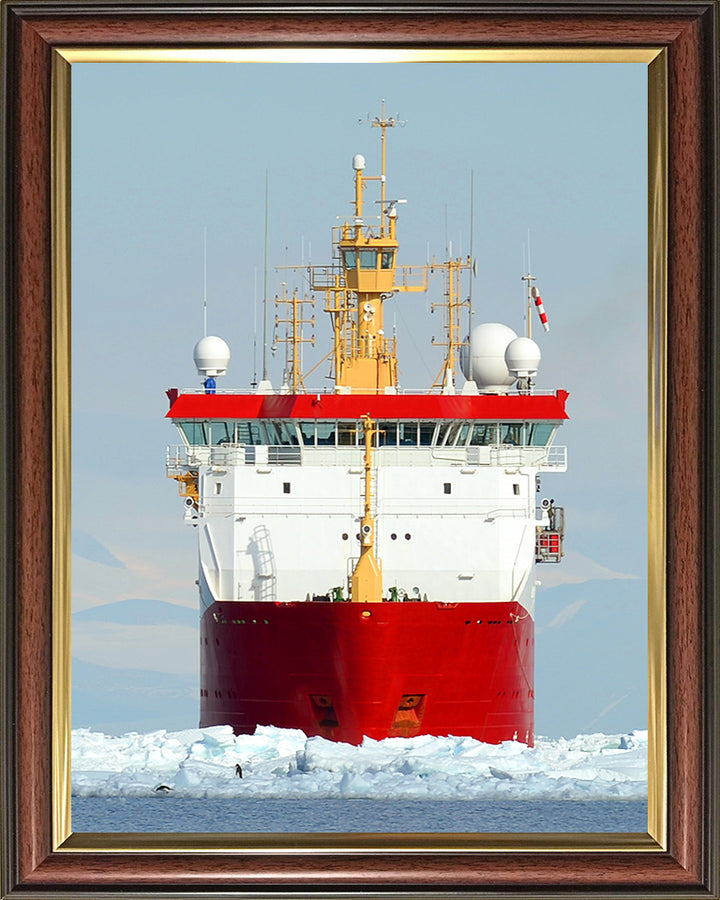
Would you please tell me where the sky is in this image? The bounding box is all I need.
[71,60,648,739]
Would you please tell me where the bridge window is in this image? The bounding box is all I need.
[501,424,524,445]
[236,421,266,445]
[263,421,281,444]
[299,422,316,445]
[179,421,207,445]
[209,420,234,445]
[337,422,359,445]
[342,249,357,269]
[527,423,556,446]
[441,422,462,446]
[469,424,497,445]
[264,421,300,445]
[316,422,337,446]
[377,421,398,446]
[419,422,437,446]
[399,422,417,446]
[358,249,378,268]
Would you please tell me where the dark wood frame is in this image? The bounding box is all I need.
[1,2,718,897]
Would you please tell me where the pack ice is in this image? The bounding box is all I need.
[71,726,648,801]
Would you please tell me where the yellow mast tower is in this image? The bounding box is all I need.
[280,104,474,601]
[350,416,383,603]
[315,101,427,395]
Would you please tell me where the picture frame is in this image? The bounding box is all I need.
[1,2,717,896]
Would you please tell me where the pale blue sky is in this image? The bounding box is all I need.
[71,61,648,738]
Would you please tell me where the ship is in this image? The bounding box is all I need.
[165,106,567,747]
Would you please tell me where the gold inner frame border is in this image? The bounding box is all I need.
[52,46,666,855]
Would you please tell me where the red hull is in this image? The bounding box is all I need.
[200,600,534,746]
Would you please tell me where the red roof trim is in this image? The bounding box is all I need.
[166,391,569,421]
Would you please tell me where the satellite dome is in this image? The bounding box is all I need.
[463,323,517,392]
[193,335,231,377]
[505,336,541,379]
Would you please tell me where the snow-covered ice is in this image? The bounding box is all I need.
[71,726,648,801]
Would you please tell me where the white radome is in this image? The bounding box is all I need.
[193,335,231,377]
[505,336,541,379]
[462,323,517,392]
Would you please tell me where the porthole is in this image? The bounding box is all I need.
[391,533,397,540]
[342,533,349,540]
[404,533,411,540]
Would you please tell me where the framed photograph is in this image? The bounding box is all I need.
[1,2,717,897]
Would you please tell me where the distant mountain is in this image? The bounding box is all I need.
[71,657,198,735]
[72,530,126,568]
[73,598,198,629]
[535,578,648,739]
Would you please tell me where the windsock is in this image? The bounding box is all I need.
[531,285,550,332]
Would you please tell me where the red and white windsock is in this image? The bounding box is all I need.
[531,285,550,333]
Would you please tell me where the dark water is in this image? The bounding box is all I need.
[72,797,648,834]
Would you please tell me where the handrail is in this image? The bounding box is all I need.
[166,444,567,469]
[170,386,563,398]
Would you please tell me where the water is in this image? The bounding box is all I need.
[72,797,648,833]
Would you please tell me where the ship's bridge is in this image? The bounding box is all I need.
[166,389,568,472]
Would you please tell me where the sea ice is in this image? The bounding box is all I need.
[71,726,648,801]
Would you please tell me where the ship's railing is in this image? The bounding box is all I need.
[544,445,567,467]
[471,444,567,469]
[172,386,563,397]
[166,443,567,470]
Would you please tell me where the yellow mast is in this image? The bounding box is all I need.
[430,256,472,392]
[278,103,474,396]
[274,284,315,391]
[350,416,383,603]
[318,103,427,394]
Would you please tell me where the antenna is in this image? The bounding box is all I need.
[252,267,258,388]
[521,231,549,337]
[203,226,208,336]
[521,230,535,339]
[360,101,406,235]
[262,170,269,381]
[468,170,475,340]
[527,229,532,276]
